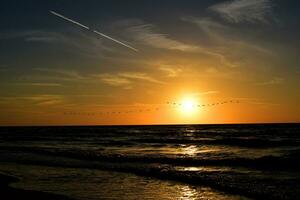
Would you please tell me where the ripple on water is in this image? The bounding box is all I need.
[0,163,249,200]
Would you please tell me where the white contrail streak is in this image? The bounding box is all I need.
[49,10,138,52]
[50,11,90,30]
[93,30,138,52]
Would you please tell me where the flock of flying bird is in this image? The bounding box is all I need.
[63,100,240,116]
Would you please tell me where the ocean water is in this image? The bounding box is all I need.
[0,124,299,199]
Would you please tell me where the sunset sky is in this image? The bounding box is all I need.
[0,0,299,125]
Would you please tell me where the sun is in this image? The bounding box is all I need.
[179,98,198,115]
[182,100,194,112]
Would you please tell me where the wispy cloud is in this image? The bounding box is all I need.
[209,0,273,24]
[24,32,64,43]
[96,74,132,87]
[119,20,198,52]
[119,72,165,84]
[182,17,243,68]
[159,66,182,77]
[30,68,165,88]
[182,16,273,68]
[34,68,84,80]
[182,17,228,41]
[256,77,285,85]
[29,83,62,87]
[0,30,116,58]
[198,91,219,95]
[0,65,8,72]
[232,97,280,106]
[12,82,62,87]
[191,91,219,96]
[0,95,65,106]
[182,16,272,54]
[0,30,66,43]
[96,71,165,88]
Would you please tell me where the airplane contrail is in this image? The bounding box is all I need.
[50,11,90,30]
[49,10,138,52]
[93,30,138,52]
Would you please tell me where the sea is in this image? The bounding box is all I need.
[0,124,299,200]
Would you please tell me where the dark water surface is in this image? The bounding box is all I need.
[0,124,299,199]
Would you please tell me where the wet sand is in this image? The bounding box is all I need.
[0,173,73,200]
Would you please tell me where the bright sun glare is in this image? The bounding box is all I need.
[179,98,198,115]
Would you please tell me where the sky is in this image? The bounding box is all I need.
[0,0,299,125]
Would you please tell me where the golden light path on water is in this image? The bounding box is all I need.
[172,184,247,200]
[0,163,249,200]
[180,185,198,200]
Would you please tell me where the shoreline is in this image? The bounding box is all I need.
[0,173,73,200]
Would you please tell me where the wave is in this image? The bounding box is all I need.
[1,150,299,200]
[132,138,300,148]
[1,146,299,171]
[1,124,299,199]
[1,126,299,149]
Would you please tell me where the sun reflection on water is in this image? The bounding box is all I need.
[174,184,245,200]
[175,166,233,172]
[181,145,198,156]
[179,185,198,200]
[177,145,218,156]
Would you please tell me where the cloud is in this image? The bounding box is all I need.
[198,91,219,95]
[34,68,84,80]
[209,0,273,24]
[96,72,165,88]
[21,95,64,104]
[182,16,272,53]
[96,74,132,87]
[182,17,229,41]
[0,30,116,58]
[159,66,182,77]
[182,16,273,68]
[181,17,244,67]
[26,83,62,87]
[0,95,65,106]
[120,20,199,52]
[119,72,165,84]
[24,32,64,43]
[256,77,285,85]
[191,91,219,96]
[0,30,66,43]
[11,82,62,87]
[0,65,8,72]
[230,97,280,106]
[205,67,219,74]
[30,68,165,87]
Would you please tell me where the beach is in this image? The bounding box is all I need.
[0,124,299,199]
[0,173,72,200]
